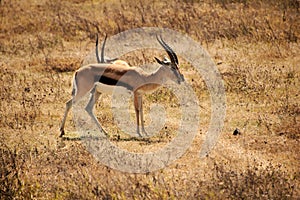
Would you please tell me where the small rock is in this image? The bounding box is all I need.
[233,128,241,136]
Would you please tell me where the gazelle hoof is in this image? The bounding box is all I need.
[59,130,65,137]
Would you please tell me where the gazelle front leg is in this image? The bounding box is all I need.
[138,96,148,136]
[134,92,142,137]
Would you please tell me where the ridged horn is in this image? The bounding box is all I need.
[156,35,178,65]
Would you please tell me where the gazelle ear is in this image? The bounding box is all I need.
[155,57,163,65]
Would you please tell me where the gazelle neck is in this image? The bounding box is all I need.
[134,66,167,94]
[145,66,167,85]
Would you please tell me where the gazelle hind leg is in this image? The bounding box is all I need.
[60,98,73,137]
[85,86,105,134]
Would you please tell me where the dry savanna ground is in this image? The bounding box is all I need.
[0,0,299,199]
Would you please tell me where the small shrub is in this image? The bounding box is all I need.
[210,161,296,199]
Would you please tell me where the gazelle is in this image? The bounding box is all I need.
[60,35,184,137]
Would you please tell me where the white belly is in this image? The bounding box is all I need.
[95,82,132,95]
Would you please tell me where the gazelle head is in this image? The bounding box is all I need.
[155,35,185,84]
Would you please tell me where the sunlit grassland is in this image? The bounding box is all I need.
[0,0,299,199]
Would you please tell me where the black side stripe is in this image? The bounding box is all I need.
[98,75,133,91]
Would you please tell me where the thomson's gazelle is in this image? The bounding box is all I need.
[60,35,184,137]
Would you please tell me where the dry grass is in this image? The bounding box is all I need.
[0,0,299,199]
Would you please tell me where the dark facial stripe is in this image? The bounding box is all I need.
[98,75,133,91]
[171,68,184,82]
